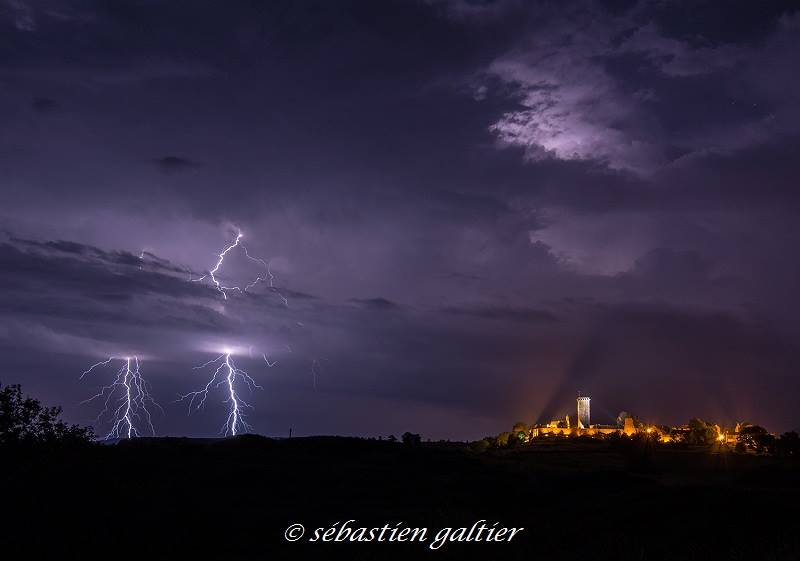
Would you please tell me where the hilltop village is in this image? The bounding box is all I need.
[485,394,797,455]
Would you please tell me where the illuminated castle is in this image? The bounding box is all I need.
[529,393,618,437]
[525,393,754,444]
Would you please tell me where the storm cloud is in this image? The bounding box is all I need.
[1,0,798,438]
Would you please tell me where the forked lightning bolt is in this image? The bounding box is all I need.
[80,356,159,439]
[194,230,287,305]
[177,352,261,436]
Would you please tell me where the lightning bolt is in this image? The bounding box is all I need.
[194,229,287,305]
[80,356,160,439]
[181,229,290,435]
[177,352,261,436]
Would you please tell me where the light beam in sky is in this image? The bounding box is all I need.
[177,351,262,436]
[80,356,159,439]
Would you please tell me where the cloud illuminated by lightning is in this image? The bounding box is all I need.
[177,352,262,436]
[193,229,287,305]
[80,356,160,439]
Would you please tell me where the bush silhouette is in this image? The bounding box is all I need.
[401,431,421,446]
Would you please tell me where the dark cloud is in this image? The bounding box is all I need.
[626,248,713,282]
[9,236,194,277]
[154,156,199,175]
[0,238,212,319]
[350,297,401,311]
[31,97,59,112]
[442,305,557,323]
[646,0,799,46]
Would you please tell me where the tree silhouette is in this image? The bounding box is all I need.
[512,421,528,434]
[687,418,717,445]
[776,432,800,457]
[738,425,774,453]
[0,382,93,446]
[401,432,421,446]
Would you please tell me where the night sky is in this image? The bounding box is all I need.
[2,0,799,439]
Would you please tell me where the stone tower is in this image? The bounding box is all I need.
[577,394,590,428]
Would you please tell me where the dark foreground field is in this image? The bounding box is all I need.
[3,436,799,561]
